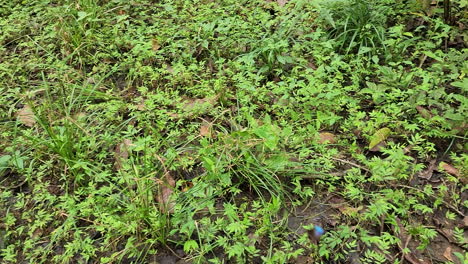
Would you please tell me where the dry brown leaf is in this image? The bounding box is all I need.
[338,206,363,216]
[136,100,146,111]
[73,112,87,121]
[438,162,460,177]
[394,218,430,264]
[416,105,432,119]
[165,64,174,73]
[293,255,314,264]
[157,173,176,214]
[181,96,218,116]
[277,0,288,7]
[114,139,134,170]
[308,60,317,70]
[318,132,336,144]
[199,122,212,137]
[183,97,210,110]
[329,196,363,216]
[369,141,387,152]
[151,38,160,51]
[443,246,453,261]
[418,159,437,180]
[17,105,36,127]
[463,216,468,228]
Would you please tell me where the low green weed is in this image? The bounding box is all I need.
[1,0,467,263]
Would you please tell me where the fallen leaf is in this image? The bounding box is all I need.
[418,159,437,180]
[181,96,218,116]
[443,246,453,261]
[17,105,36,127]
[416,106,432,119]
[157,173,176,214]
[151,38,160,51]
[403,145,413,154]
[294,255,313,264]
[199,122,212,137]
[438,162,460,177]
[463,216,468,227]
[339,205,363,216]
[368,127,391,150]
[308,60,317,70]
[318,132,336,144]
[114,139,134,170]
[136,100,146,111]
[73,112,87,121]
[165,64,174,73]
[168,112,179,118]
[369,141,386,152]
[394,218,430,264]
[277,0,288,7]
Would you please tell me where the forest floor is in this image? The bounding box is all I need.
[0,0,467,263]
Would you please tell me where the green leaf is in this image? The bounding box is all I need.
[254,125,279,151]
[0,155,11,168]
[183,240,198,253]
[202,156,216,173]
[368,127,391,150]
[76,11,88,21]
[423,50,443,62]
[450,78,468,92]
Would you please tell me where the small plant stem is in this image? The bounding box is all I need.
[400,234,412,264]
[315,153,370,173]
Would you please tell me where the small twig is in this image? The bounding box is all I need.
[330,156,370,172]
[58,211,97,225]
[155,155,171,179]
[418,54,427,68]
[314,153,370,172]
[400,234,412,264]
[65,116,90,137]
[300,195,334,215]
[379,214,385,235]
[164,243,183,259]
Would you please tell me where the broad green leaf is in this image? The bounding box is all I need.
[0,155,11,167]
[423,50,443,62]
[202,156,216,173]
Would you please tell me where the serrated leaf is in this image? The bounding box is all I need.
[183,240,198,253]
[368,127,391,150]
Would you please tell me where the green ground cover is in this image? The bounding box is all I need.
[0,0,467,263]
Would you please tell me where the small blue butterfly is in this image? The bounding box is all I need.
[313,225,325,238]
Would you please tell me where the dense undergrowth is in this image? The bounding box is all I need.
[0,0,467,263]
